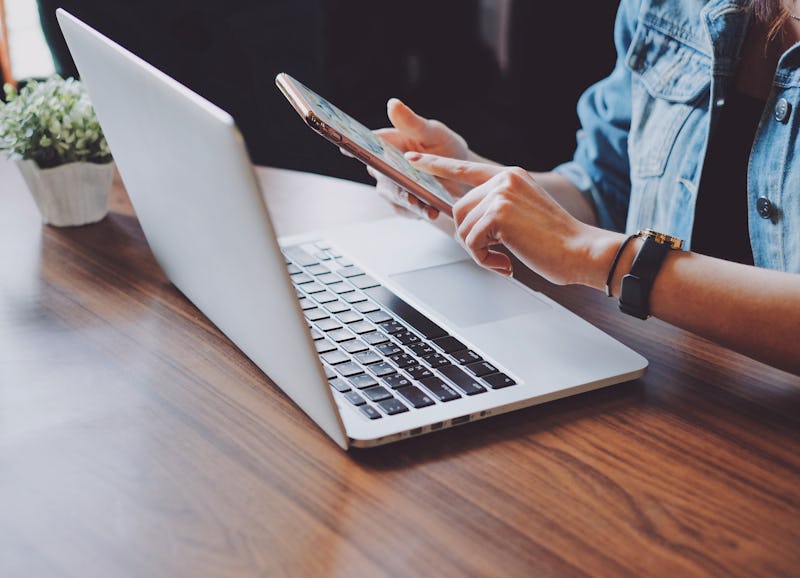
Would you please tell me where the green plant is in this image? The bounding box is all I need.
[0,76,112,169]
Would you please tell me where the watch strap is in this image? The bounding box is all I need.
[619,236,671,319]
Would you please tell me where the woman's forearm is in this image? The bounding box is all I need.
[529,171,598,226]
[605,235,800,375]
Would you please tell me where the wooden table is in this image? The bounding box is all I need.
[1,157,799,578]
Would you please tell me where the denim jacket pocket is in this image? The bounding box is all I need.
[626,24,711,178]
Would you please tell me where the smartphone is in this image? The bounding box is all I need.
[275,72,455,215]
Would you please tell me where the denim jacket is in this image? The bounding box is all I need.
[555,0,800,272]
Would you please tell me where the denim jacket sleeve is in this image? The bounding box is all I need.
[553,0,642,232]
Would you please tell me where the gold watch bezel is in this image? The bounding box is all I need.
[639,228,684,250]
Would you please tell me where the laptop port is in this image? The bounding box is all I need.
[451,415,470,426]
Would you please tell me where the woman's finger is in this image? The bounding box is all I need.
[405,152,505,187]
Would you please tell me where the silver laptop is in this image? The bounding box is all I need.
[57,9,647,449]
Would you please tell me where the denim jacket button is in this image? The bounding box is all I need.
[774,98,791,123]
[756,197,774,219]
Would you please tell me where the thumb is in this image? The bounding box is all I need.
[387,98,438,146]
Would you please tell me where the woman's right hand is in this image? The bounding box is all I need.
[370,99,471,220]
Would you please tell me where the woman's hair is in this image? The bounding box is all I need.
[751,0,792,42]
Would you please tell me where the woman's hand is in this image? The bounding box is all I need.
[370,99,472,221]
[376,98,470,160]
[405,152,618,287]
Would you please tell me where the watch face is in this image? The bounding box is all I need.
[640,228,684,250]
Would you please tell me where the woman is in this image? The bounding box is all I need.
[371,0,800,375]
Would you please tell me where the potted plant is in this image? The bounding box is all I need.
[0,75,114,226]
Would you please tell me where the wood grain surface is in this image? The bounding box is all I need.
[1,157,798,578]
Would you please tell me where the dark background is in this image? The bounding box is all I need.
[35,1,617,183]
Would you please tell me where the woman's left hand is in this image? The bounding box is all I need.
[405,152,610,287]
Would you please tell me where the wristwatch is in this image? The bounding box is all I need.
[619,229,684,320]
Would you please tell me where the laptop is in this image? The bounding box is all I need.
[56,9,647,449]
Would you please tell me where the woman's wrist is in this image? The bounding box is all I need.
[606,236,644,297]
[574,227,635,292]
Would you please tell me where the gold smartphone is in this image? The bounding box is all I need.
[276,72,455,215]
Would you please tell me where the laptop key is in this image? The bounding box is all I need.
[376,342,402,356]
[389,353,415,368]
[329,281,355,295]
[302,282,326,294]
[395,385,435,408]
[431,335,467,354]
[354,300,380,314]
[382,374,412,389]
[344,390,366,406]
[336,310,363,324]
[316,318,342,332]
[321,350,349,365]
[349,373,379,390]
[378,320,405,334]
[439,365,487,395]
[306,263,330,276]
[419,376,461,402]
[324,300,351,314]
[317,272,341,285]
[338,266,364,278]
[342,291,368,304]
[407,343,436,357]
[369,362,396,378]
[482,372,517,389]
[421,353,451,368]
[353,350,382,365]
[335,361,363,377]
[361,385,393,402]
[363,286,448,339]
[328,328,356,342]
[341,339,369,354]
[349,320,375,335]
[284,245,318,266]
[376,398,409,415]
[394,330,421,346]
[304,308,329,322]
[329,378,350,393]
[451,349,483,365]
[350,275,379,289]
[404,364,434,380]
[312,290,338,304]
[314,338,337,354]
[365,310,392,323]
[359,405,382,420]
[464,361,498,377]
[362,331,389,346]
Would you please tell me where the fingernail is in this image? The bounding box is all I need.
[405,151,421,162]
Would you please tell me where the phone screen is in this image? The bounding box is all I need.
[279,74,456,211]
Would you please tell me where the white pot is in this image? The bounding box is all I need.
[16,159,115,227]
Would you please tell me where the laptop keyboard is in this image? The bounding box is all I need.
[283,240,517,420]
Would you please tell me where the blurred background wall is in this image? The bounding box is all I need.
[29,0,617,183]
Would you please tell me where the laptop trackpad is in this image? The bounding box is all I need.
[389,260,550,329]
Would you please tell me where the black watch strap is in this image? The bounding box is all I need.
[618,230,683,320]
